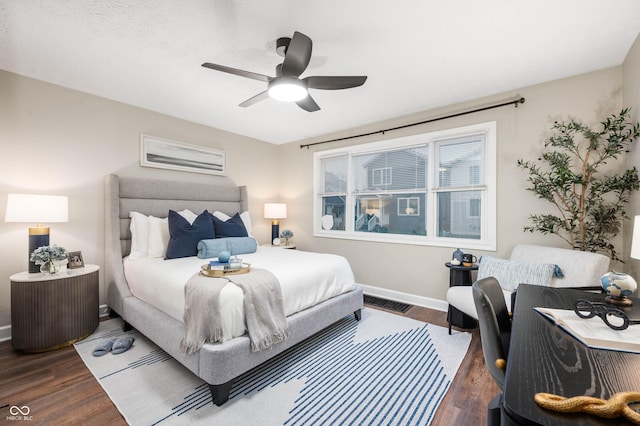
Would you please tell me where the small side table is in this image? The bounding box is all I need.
[10,264,99,352]
[445,262,478,333]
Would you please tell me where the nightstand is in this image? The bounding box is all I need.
[10,264,99,352]
[261,243,296,249]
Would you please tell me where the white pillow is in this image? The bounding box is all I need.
[129,211,150,259]
[179,209,198,225]
[213,211,253,236]
[148,216,170,258]
[146,209,198,258]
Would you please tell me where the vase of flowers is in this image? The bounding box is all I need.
[30,245,69,275]
[280,229,294,246]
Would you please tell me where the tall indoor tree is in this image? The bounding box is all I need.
[517,108,640,262]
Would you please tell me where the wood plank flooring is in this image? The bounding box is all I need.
[0,304,498,425]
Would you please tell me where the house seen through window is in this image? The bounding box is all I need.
[314,122,496,250]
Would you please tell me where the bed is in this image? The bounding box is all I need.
[104,174,363,406]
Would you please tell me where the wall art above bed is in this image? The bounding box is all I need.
[140,134,227,176]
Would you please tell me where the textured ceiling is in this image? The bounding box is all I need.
[2,1,640,144]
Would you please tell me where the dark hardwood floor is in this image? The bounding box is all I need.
[0,304,498,425]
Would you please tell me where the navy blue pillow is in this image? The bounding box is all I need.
[165,210,216,259]
[211,212,248,238]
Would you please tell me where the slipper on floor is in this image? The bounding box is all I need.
[93,339,116,357]
[111,336,135,355]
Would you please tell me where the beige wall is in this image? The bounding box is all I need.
[0,70,280,327]
[623,34,640,280]
[280,66,628,308]
[2,45,639,329]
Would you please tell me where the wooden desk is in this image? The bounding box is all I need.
[503,284,640,425]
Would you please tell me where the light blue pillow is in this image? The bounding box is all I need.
[477,255,555,292]
[196,238,228,259]
[225,237,257,255]
[197,237,257,259]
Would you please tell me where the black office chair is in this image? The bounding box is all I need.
[472,277,512,389]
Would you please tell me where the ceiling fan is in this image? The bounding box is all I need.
[201,31,367,112]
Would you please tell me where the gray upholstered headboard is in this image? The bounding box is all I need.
[104,174,248,314]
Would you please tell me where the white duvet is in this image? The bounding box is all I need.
[123,246,356,341]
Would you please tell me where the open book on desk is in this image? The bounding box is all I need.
[534,307,640,354]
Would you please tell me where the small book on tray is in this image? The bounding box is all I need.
[535,307,640,354]
[208,260,241,270]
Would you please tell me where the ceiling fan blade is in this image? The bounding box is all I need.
[305,76,368,90]
[201,62,271,82]
[281,31,312,77]
[239,90,270,107]
[296,95,320,112]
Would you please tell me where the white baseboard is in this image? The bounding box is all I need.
[358,283,448,313]
[0,305,112,342]
[0,325,10,342]
[99,304,111,318]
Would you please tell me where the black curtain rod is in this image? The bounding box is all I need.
[299,95,525,149]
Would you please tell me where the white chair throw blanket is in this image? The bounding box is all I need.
[180,268,289,354]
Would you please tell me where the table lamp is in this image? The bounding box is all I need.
[264,203,287,245]
[631,215,640,262]
[629,214,640,299]
[5,194,69,272]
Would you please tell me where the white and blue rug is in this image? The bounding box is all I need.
[75,309,471,425]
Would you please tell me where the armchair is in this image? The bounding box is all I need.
[447,244,610,329]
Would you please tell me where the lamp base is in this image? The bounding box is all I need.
[271,221,280,245]
[29,227,50,273]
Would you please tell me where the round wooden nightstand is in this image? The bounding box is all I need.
[10,264,99,352]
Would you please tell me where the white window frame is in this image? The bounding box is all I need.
[313,121,496,251]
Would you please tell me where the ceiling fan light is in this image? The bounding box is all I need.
[268,77,308,102]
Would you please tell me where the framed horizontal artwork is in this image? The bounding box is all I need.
[140,134,226,176]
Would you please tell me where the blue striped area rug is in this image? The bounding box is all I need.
[75,308,471,425]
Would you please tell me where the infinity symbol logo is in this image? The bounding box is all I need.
[9,405,30,415]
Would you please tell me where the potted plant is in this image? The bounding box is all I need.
[517,108,640,262]
[30,244,69,275]
[280,229,294,246]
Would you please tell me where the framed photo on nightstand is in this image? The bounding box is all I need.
[68,251,85,269]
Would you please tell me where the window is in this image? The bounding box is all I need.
[319,154,348,231]
[435,135,485,240]
[398,197,420,216]
[372,167,392,186]
[314,121,496,250]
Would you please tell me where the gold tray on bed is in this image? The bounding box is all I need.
[200,263,251,277]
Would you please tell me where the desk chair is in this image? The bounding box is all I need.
[474,277,515,426]
[472,277,512,389]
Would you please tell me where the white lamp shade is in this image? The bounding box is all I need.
[631,215,640,260]
[5,194,69,223]
[264,203,287,219]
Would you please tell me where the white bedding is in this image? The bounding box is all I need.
[123,246,356,341]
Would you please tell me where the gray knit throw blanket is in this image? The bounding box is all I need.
[180,268,288,354]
